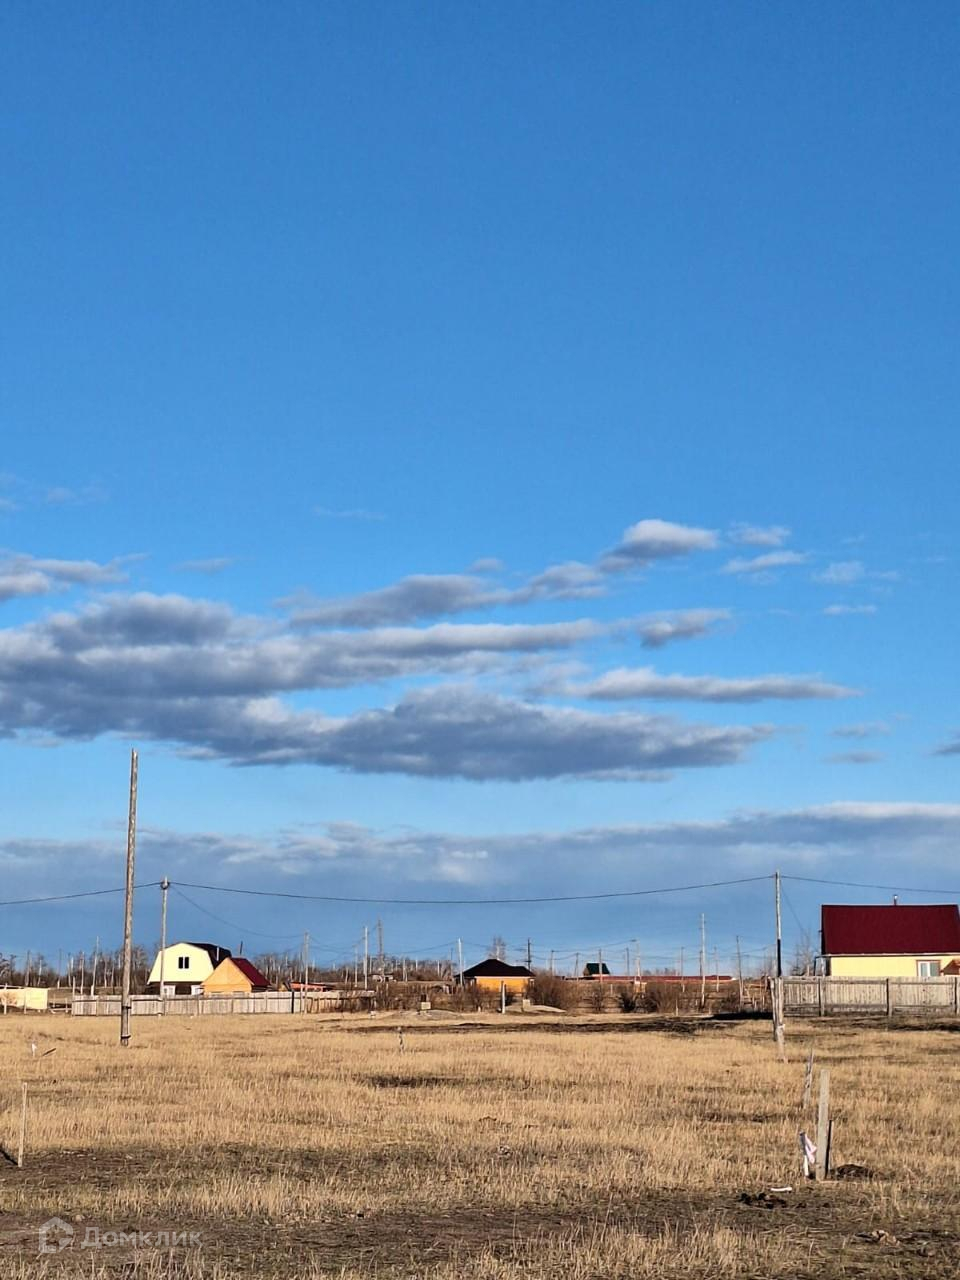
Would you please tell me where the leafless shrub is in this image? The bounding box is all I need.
[641,981,699,1013]
[527,973,575,1010]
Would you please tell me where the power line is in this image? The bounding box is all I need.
[783,874,960,896]
[170,886,309,943]
[174,873,772,906]
[0,883,160,909]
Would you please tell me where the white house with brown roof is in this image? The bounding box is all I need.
[146,941,232,995]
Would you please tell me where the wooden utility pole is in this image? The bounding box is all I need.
[159,878,170,1014]
[526,938,532,969]
[736,935,744,1008]
[457,938,464,985]
[376,918,384,983]
[119,749,138,1047]
[363,925,369,988]
[773,870,786,1053]
[301,932,309,1012]
[699,914,706,1007]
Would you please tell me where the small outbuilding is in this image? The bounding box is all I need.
[202,957,271,995]
[460,958,534,993]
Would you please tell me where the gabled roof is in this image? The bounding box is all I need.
[225,956,270,987]
[821,904,960,956]
[462,958,534,980]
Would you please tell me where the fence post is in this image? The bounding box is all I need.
[885,977,893,1018]
[814,1069,831,1181]
[817,977,824,1017]
[955,975,959,1017]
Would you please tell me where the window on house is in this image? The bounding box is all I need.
[177,956,189,971]
[917,960,940,977]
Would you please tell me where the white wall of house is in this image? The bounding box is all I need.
[147,943,219,990]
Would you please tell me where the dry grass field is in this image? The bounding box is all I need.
[0,1012,957,1278]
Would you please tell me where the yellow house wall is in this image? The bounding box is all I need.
[474,976,530,992]
[828,954,960,977]
[202,961,255,994]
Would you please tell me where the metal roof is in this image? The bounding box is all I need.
[821,904,960,955]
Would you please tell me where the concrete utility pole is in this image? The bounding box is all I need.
[159,878,170,1014]
[526,938,532,969]
[302,932,309,1012]
[377,918,384,983]
[457,938,464,985]
[363,925,369,988]
[120,749,138,1047]
[736,934,744,1007]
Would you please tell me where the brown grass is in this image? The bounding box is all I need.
[0,1013,957,1277]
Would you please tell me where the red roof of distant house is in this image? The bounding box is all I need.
[228,957,270,987]
[821,904,960,956]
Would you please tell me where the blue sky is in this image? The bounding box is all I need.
[2,4,959,974]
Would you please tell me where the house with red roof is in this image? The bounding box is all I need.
[202,955,271,994]
[820,903,960,978]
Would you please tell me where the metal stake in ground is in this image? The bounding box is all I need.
[119,749,138,1047]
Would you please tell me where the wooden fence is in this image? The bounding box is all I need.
[71,991,363,1016]
[783,975,960,1016]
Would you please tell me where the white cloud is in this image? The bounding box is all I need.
[638,609,731,649]
[728,524,791,547]
[565,666,858,703]
[176,557,236,575]
[813,560,865,585]
[721,551,808,576]
[0,553,129,602]
[823,604,877,616]
[601,519,717,571]
[831,721,891,739]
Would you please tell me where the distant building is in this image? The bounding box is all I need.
[820,904,960,977]
[202,956,271,995]
[146,942,232,995]
[583,962,611,978]
[460,958,534,993]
